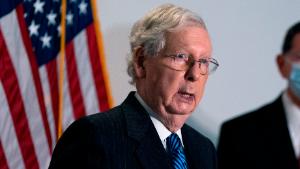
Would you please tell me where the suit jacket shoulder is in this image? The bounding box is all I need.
[48,104,128,169]
[222,95,283,129]
[49,92,170,169]
[217,94,298,169]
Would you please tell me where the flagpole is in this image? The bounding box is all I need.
[90,0,114,108]
[58,0,67,139]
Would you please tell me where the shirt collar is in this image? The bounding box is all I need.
[282,91,300,157]
[282,91,300,128]
[134,92,183,147]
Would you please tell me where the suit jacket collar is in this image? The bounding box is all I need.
[182,125,202,169]
[264,94,298,169]
[121,91,172,169]
[121,91,150,141]
[182,124,217,169]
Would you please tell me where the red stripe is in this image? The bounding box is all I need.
[0,141,9,169]
[46,60,59,140]
[0,29,39,169]
[65,42,87,119]
[16,5,52,152]
[86,24,110,112]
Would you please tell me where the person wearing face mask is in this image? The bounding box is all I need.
[217,21,300,169]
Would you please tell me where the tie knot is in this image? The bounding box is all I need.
[166,133,182,151]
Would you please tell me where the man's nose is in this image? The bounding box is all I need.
[184,62,201,81]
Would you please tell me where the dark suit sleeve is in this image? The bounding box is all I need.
[48,118,99,169]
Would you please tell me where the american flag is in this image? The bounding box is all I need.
[0,0,113,168]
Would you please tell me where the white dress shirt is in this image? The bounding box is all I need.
[282,91,300,158]
[135,92,184,149]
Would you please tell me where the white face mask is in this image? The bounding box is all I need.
[289,63,300,99]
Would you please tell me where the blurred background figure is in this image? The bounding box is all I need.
[218,22,300,169]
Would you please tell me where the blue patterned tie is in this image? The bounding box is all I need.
[166,133,188,169]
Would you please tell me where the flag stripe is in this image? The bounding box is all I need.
[0,28,39,169]
[39,65,56,147]
[65,42,87,119]
[16,4,53,152]
[0,141,9,169]
[0,82,25,169]
[86,24,110,112]
[46,60,59,140]
[1,8,51,168]
[62,56,75,130]
[90,0,114,108]
[74,28,99,115]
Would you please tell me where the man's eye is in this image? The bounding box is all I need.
[175,54,188,60]
[199,58,208,64]
[293,56,300,61]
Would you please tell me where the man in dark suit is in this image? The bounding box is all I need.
[218,22,300,169]
[49,3,219,169]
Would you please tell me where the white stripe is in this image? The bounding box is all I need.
[60,57,75,131]
[0,83,25,169]
[0,10,50,168]
[39,65,56,149]
[74,30,100,115]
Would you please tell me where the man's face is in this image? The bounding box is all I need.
[277,33,300,103]
[277,33,300,78]
[138,26,212,119]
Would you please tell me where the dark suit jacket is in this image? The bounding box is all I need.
[217,94,299,169]
[49,92,217,169]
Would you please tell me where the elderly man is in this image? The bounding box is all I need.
[49,3,219,169]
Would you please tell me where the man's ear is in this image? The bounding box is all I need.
[276,54,289,79]
[133,47,146,78]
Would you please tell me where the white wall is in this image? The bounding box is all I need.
[96,0,300,145]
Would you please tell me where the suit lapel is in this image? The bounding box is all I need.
[182,125,203,169]
[135,128,171,169]
[270,95,297,168]
[122,92,171,169]
[264,95,298,169]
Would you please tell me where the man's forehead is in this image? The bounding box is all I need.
[164,27,211,52]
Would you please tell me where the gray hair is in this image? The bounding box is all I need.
[127,3,207,84]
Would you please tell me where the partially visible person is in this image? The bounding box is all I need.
[218,21,300,169]
[49,3,219,169]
